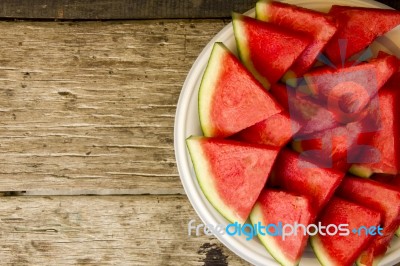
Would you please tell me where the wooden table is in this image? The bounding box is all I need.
[0,1,398,265]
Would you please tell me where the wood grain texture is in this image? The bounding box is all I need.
[0,19,228,193]
[0,0,257,20]
[0,195,250,265]
[0,0,397,20]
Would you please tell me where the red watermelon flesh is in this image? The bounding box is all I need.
[373,174,400,237]
[336,177,400,265]
[311,197,381,266]
[325,5,400,63]
[372,174,400,191]
[255,0,337,77]
[186,136,279,224]
[270,83,338,137]
[232,13,311,88]
[292,120,365,172]
[231,112,300,148]
[350,72,400,177]
[269,83,291,110]
[269,149,344,215]
[304,54,398,124]
[198,42,282,138]
[250,190,314,266]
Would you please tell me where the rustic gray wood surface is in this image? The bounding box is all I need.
[0,19,250,265]
[0,0,258,19]
[0,0,398,19]
[0,19,224,194]
[0,195,249,265]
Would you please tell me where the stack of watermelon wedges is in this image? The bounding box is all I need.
[185,1,400,265]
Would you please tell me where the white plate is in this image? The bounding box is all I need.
[174,1,400,265]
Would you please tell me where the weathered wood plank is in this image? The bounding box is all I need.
[0,195,250,265]
[0,19,228,193]
[0,0,257,20]
[0,0,397,20]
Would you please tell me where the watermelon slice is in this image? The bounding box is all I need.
[350,72,400,178]
[232,12,311,88]
[325,5,400,64]
[291,96,382,172]
[304,54,398,123]
[186,136,279,223]
[292,120,365,172]
[198,42,282,138]
[371,174,400,237]
[311,197,381,266]
[270,83,338,137]
[255,0,337,78]
[231,112,299,148]
[336,177,400,265]
[269,83,292,111]
[269,149,344,214]
[250,190,314,266]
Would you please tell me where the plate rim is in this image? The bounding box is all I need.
[174,1,400,265]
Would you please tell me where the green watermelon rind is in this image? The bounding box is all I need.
[396,227,400,237]
[356,254,383,266]
[256,0,298,87]
[255,0,272,21]
[186,136,245,223]
[232,12,271,90]
[349,164,374,178]
[198,42,226,137]
[250,203,300,266]
[291,140,303,153]
[256,0,338,87]
[310,235,337,266]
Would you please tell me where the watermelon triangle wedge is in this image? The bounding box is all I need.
[250,190,314,266]
[350,72,400,177]
[269,83,339,137]
[231,111,300,148]
[292,120,365,172]
[311,197,381,266]
[186,136,279,223]
[325,5,400,63]
[255,0,338,78]
[232,12,311,88]
[371,174,400,247]
[336,177,400,266]
[269,149,344,215]
[198,42,282,138]
[304,53,398,124]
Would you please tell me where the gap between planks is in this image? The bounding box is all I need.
[0,0,257,20]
